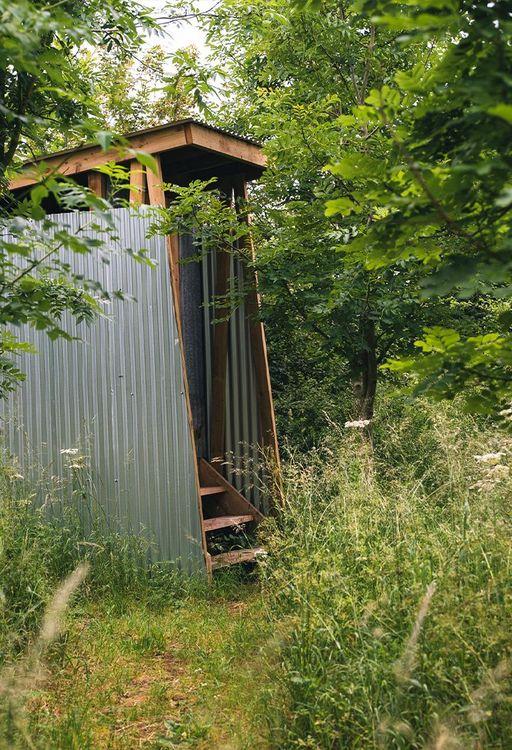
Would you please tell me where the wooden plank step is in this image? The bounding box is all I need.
[203,514,255,533]
[210,547,266,570]
[200,486,225,496]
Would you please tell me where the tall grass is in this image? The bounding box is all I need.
[0,453,203,664]
[2,398,512,748]
[0,455,215,748]
[262,400,512,748]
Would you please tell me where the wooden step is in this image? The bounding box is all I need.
[210,547,266,570]
[200,486,225,497]
[199,459,264,522]
[203,514,255,533]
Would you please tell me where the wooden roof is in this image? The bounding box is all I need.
[9,119,266,190]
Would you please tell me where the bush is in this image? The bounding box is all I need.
[262,400,512,748]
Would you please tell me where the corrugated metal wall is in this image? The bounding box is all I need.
[1,209,204,571]
[198,237,265,512]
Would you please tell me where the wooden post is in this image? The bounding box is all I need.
[145,157,165,207]
[129,160,145,204]
[146,154,211,574]
[168,234,180,313]
[209,242,231,465]
[87,170,106,203]
[235,178,281,477]
[144,159,181,322]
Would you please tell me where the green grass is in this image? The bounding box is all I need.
[0,463,273,749]
[1,399,512,748]
[2,579,272,749]
[261,400,512,748]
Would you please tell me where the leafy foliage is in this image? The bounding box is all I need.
[203,0,483,422]
[321,0,512,412]
[76,44,208,138]
[0,0,160,396]
[0,0,156,171]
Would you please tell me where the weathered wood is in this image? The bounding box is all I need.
[235,178,280,467]
[87,171,106,200]
[210,547,266,570]
[168,233,181,319]
[146,155,211,575]
[199,486,225,497]
[203,514,254,532]
[209,242,231,465]
[11,128,188,189]
[188,123,266,169]
[145,157,166,207]
[10,121,265,190]
[129,160,145,204]
[199,459,264,521]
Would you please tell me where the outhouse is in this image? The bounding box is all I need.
[4,120,279,573]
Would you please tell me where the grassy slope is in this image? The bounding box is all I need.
[26,583,270,749]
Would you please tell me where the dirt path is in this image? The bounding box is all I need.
[28,585,271,749]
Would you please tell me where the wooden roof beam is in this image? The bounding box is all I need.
[9,121,265,191]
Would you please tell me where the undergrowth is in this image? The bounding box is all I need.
[0,467,199,664]
[261,399,512,748]
[1,399,512,748]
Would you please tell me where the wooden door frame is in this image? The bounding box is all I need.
[145,156,211,574]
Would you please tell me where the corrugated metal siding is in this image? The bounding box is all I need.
[179,233,207,457]
[1,209,204,571]
[199,237,265,512]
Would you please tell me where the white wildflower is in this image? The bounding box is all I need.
[345,419,372,429]
[474,452,506,465]
[60,448,79,455]
[67,455,89,470]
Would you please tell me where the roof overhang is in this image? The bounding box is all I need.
[9,120,266,190]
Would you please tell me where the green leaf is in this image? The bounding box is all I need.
[133,151,159,175]
[326,154,382,180]
[414,327,461,353]
[488,104,512,124]
[96,131,114,151]
[325,197,360,217]
[30,184,48,207]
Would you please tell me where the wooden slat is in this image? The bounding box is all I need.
[168,233,181,320]
[11,127,188,190]
[145,157,166,207]
[87,171,106,199]
[199,486,225,497]
[209,241,231,465]
[210,547,266,570]
[129,160,145,204]
[10,121,266,191]
[203,514,254,532]
[188,123,266,169]
[235,178,280,468]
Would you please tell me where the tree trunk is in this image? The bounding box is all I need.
[357,316,378,421]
